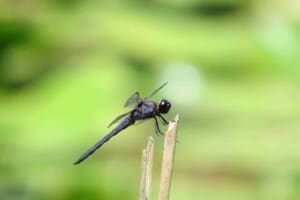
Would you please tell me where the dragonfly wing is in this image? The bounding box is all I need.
[124,92,142,107]
[144,82,168,100]
[108,111,131,128]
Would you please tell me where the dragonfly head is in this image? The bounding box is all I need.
[158,99,171,114]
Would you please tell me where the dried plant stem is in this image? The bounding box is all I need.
[139,115,179,200]
[140,136,154,200]
[158,115,179,200]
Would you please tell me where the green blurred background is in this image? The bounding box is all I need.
[0,0,299,200]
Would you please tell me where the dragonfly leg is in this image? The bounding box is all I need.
[154,117,164,135]
[158,114,169,125]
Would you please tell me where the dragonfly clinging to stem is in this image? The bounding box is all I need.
[74,82,171,165]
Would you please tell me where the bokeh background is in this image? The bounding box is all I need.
[1,0,300,200]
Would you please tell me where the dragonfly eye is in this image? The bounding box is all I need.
[159,99,171,114]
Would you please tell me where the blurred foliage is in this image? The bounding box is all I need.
[0,0,300,200]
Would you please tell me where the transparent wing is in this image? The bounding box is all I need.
[107,111,131,128]
[124,92,142,107]
[144,82,168,100]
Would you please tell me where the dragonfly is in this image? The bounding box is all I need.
[74,82,171,165]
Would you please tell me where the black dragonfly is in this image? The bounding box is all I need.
[74,82,171,165]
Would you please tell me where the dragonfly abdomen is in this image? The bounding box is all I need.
[74,116,134,165]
